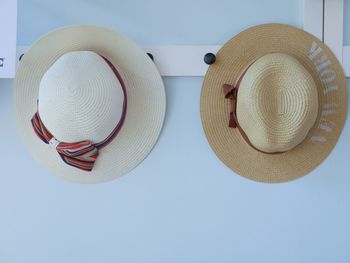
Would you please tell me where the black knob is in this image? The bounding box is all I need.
[147,53,154,61]
[204,53,216,65]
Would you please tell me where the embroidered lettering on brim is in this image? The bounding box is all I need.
[308,41,339,143]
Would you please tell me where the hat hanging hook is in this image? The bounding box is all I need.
[19,53,24,61]
[204,52,216,65]
[147,52,154,61]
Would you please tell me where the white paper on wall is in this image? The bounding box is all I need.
[0,0,17,79]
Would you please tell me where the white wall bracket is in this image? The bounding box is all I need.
[304,0,348,76]
[0,0,17,79]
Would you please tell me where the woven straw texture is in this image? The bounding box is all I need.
[14,25,166,184]
[39,51,125,143]
[237,53,318,153]
[201,24,347,183]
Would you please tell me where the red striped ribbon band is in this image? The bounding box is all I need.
[31,56,127,172]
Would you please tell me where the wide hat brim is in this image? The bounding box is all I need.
[14,25,166,183]
[201,23,347,183]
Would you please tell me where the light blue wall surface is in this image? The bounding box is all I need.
[1,1,350,262]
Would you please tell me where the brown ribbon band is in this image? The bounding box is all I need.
[223,65,284,155]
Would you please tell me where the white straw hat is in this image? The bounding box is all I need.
[14,25,166,184]
[201,24,347,183]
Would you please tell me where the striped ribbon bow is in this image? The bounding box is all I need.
[31,113,99,172]
[31,55,127,172]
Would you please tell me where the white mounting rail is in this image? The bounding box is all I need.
[16,45,221,77]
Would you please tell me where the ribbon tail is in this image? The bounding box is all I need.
[57,142,99,172]
[223,84,238,129]
[229,112,237,128]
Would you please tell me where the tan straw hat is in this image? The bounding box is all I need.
[201,23,347,183]
[14,25,166,184]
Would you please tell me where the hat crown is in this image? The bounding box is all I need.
[38,51,124,143]
[237,53,318,153]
